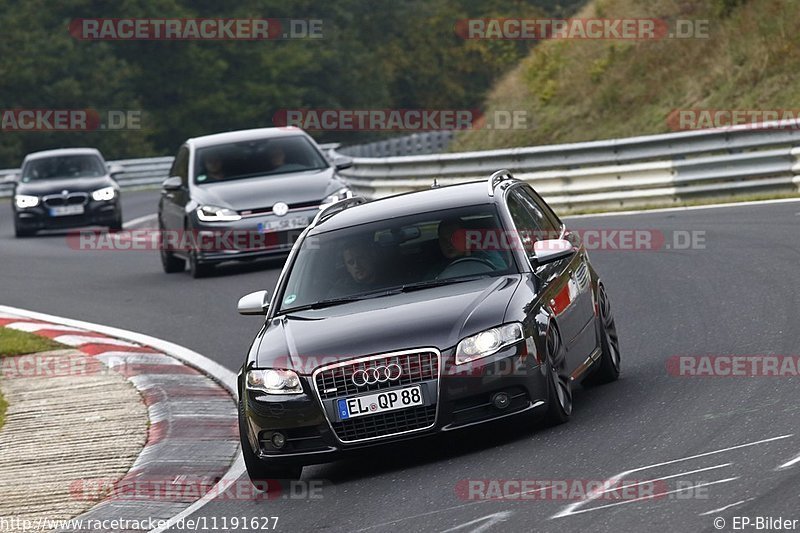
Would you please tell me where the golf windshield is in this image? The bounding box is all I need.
[194,135,329,184]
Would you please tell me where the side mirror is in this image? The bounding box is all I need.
[238,290,270,315]
[162,176,183,191]
[108,164,125,177]
[532,239,575,265]
[333,155,353,171]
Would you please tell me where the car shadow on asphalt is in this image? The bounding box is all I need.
[307,388,602,484]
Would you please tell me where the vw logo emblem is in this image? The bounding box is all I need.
[273,202,289,217]
[352,364,402,387]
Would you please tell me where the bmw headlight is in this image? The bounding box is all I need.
[196,205,242,222]
[455,323,524,365]
[91,186,116,201]
[319,187,353,209]
[14,195,39,209]
[246,369,303,394]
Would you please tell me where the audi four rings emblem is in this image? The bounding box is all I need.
[352,364,402,387]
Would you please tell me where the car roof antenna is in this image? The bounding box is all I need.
[431,178,439,189]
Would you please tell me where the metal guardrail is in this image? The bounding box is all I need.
[5,128,800,211]
[338,131,454,158]
[332,122,800,212]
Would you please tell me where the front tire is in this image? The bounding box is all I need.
[238,397,302,490]
[159,221,185,273]
[588,285,621,384]
[189,249,212,278]
[543,325,572,426]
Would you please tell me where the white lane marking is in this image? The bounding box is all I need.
[123,213,157,229]
[777,452,800,470]
[555,478,740,518]
[440,511,513,533]
[0,304,242,533]
[564,197,800,219]
[54,334,138,347]
[699,498,754,516]
[593,463,732,497]
[552,434,793,519]
[5,322,86,333]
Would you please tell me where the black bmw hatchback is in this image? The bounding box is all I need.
[11,148,123,237]
[236,170,621,483]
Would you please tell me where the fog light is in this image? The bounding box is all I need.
[271,432,286,449]
[492,392,510,410]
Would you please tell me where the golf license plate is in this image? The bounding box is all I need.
[337,385,424,420]
[260,216,309,233]
[49,205,84,217]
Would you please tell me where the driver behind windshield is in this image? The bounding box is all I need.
[431,217,507,278]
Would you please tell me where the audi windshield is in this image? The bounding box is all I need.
[278,205,517,313]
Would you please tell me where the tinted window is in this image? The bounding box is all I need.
[171,146,189,185]
[21,155,105,181]
[279,205,516,311]
[193,135,328,185]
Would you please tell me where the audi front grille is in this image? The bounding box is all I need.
[313,349,440,443]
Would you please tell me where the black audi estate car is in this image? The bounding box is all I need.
[11,148,123,237]
[236,170,621,483]
[158,127,353,277]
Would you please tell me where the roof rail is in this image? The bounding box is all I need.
[487,169,515,197]
[311,196,367,227]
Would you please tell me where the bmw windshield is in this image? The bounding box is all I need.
[279,205,517,313]
[21,155,106,181]
[194,135,329,185]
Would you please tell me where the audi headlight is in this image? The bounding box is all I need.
[319,187,353,209]
[91,186,116,201]
[196,205,241,222]
[455,323,524,365]
[14,195,39,209]
[246,369,303,394]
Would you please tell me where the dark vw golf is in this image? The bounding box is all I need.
[237,171,621,483]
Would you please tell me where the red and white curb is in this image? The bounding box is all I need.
[0,305,245,533]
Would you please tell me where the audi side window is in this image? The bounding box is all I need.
[519,186,561,237]
[510,189,558,242]
[506,194,543,252]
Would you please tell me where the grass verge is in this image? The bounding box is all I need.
[0,327,65,358]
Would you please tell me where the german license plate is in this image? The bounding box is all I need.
[337,385,424,420]
[49,205,84,217]
[260,216,309,233]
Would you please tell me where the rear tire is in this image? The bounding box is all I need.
[238,397,302,491]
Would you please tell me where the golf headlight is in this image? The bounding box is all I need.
[455,323,524,365]
[91,186,116,201]
[196,205,241,222]
[14,195,39,209]
[246,369,303,394]
[319,187,353,209]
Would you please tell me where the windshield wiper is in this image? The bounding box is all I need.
[280,275,492,314]
[396,275,491,293]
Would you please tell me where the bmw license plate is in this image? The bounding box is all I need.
[260,216,309,233]
[49,205,84,217]
[337,385,424,420]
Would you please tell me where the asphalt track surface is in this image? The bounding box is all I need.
[2,190,799,532]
